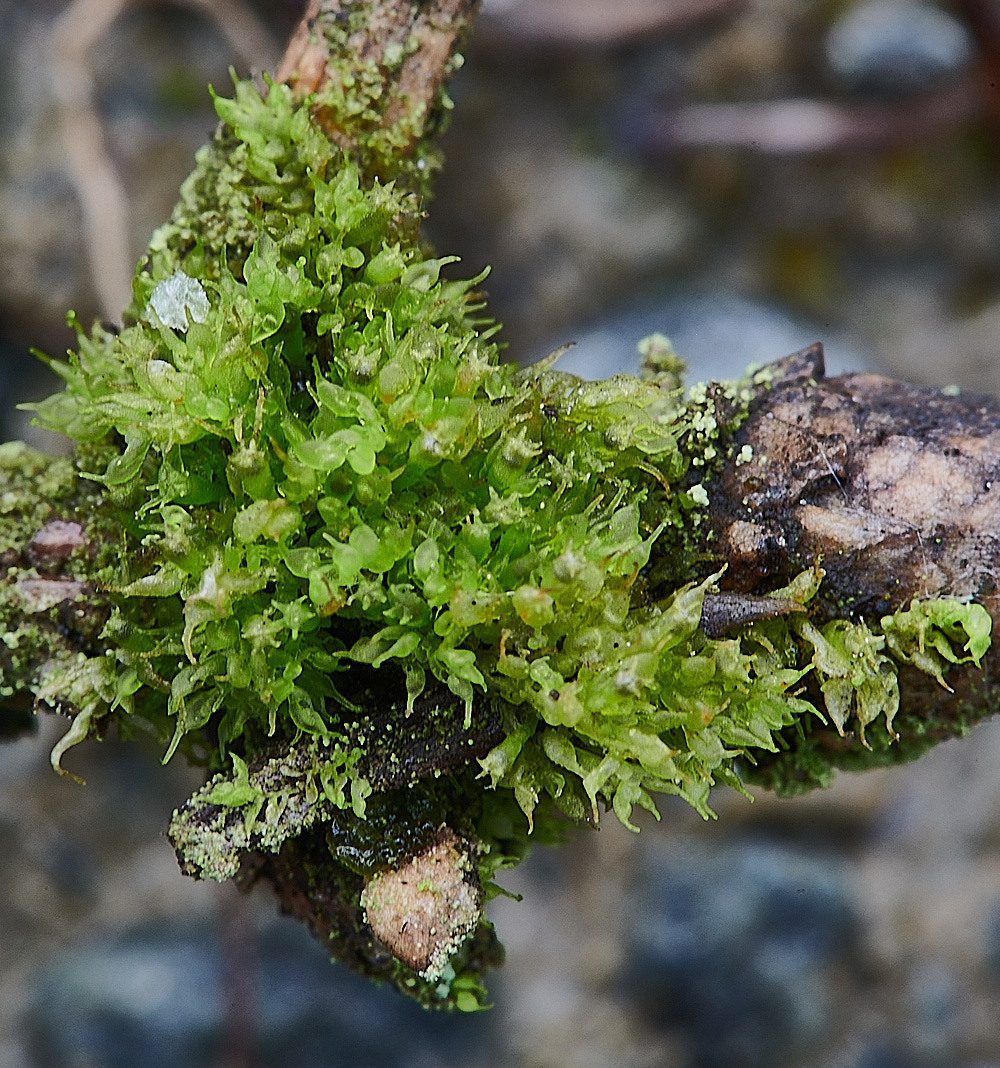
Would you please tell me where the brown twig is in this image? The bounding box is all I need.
[707,344,1000,786]
[276,0,481,169]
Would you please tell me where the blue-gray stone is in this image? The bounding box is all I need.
[621,836,859,1068]
[852,1042,923,1068]
[26,915,498,1068]
[825,1,972,97]
[538,291,870,383]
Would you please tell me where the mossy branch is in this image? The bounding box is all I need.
[2,0,998,1009]
[276,0,480,191]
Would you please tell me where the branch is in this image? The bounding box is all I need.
[276,0,481,190]
[705,344,1000,791]
[0,442,117,756]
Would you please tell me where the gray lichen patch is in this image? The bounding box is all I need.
[168,804,245,883]
[0,441,115,720]
[167,740,362,882]
[360,828,482,981]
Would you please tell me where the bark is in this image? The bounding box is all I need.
[276,0,481,187]
[710,344,1000,614]
[706,343,1000,791]
[277,0,479,114]
[0,443,117,742]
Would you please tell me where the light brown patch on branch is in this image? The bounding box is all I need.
[277,0,479,159]
[275,0,326,92]
[382,0,468,135]
[360,828,482,978]
[710,354,1000,621]
[15,577,85,614]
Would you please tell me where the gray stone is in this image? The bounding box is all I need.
[540,291,872,383]
[825,1,972,97]
[621,836,860,1068]
[26,915,500,1068]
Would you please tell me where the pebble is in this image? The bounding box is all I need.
[824,0,973,97]
[620,835,859,1068]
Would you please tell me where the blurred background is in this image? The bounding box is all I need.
[5,0,1000,1065]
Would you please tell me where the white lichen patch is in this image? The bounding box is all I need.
[168,741,370,881]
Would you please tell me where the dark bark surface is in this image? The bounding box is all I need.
[710,345,1000,618]
[707,344,1000,791]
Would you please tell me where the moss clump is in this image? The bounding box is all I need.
[25,76,994,1003]
[743,598,995,796]
[31,78,799,826]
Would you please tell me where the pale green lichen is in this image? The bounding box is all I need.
[168,739,371,881]
[0,441,119,743]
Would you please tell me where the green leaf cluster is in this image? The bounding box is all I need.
[20,74,999,1007]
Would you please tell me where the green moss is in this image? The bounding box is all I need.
[743,598,995,796]
[24,76,995,1002]
[0,442,77,556]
